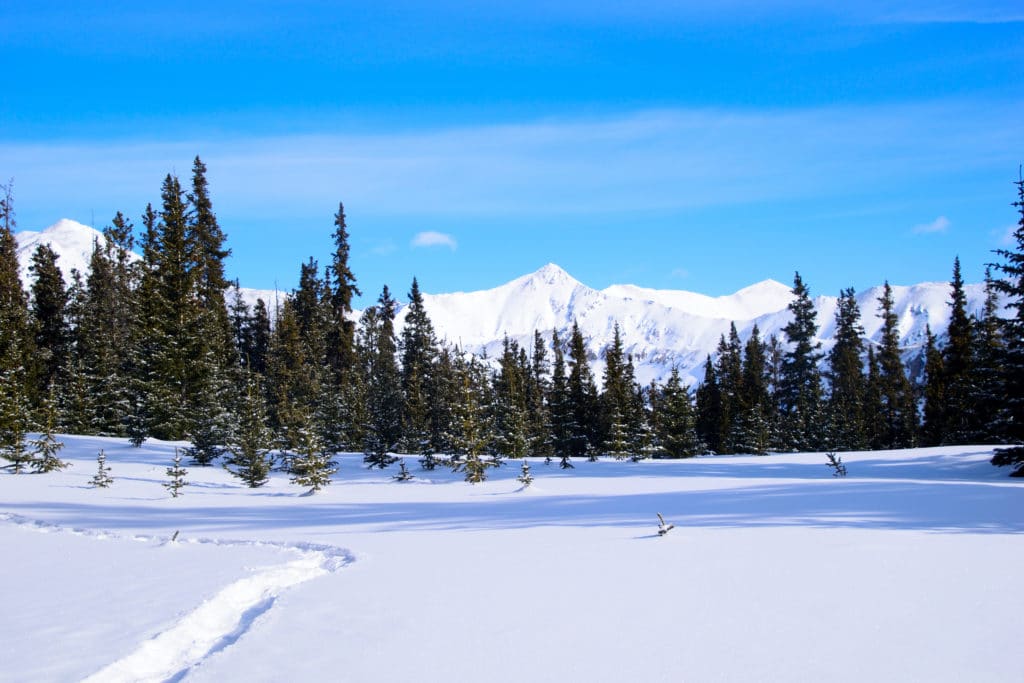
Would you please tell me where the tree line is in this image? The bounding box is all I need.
[1,161,1023,482]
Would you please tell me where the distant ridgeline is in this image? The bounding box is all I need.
[2,161,1023,478]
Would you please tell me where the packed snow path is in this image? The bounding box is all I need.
[2,514,352,683]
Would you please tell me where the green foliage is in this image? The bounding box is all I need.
[164,448,189,497]
[872,282,918,449]
[90,450,113,488]
[29,393,68,473]
[778,272,824,452]
[825,288,868,451]
[224,376,274,487]
[290,427,338,492]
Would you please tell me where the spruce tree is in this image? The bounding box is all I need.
[547,330,573,467]
[0,180,32,450]
[290,425,338,492]
[874,282,918,449]
[990,173,1024,476]
[494,337,532,459]
[90,450,114,488]
[400,278,439,454]
[566,321,598,459]
[30,392,68,473]
[825,288,868,451]
[28,243,69,405]
[736,325,771,455]
[0,376,31,473]
[972,267,1007,442]
[517,459,534,487]
[921,325,946,446]
[451,356,496,483]
[361,286,402,468]
[714,325,744,454]
[527,330,553,459]
[941,257,977,443]
[224,375,274,487]
[393,459,414,482]
[777,272,823,452]
[164,449,189,497]
[694,356,722,453]
[656,368,700,458]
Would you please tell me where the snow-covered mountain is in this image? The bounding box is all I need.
[395,263,989,386]
[18,219,989,386]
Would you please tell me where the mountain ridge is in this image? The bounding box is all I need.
[17,219,989,386]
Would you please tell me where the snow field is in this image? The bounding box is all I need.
[2,436,1022,682]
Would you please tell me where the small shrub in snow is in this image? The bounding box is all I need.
[290,428,337,493]
[90,450,113,488]
[30,396,68,474]
[826,451,847,477]
[164,449,189,498]
[517,460,534,488]
[393,460,414,482]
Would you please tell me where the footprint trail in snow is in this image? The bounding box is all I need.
[2,514,351,683]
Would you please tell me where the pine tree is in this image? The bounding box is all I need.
[90,450,114,488]
[921,325,946,446]
[493,337,532,459]
[941,257,977,443]
[527,330,553,459]
[517,459,534,487]
[30,392,68,473]
[825,288,868,451]
[327,202,361,379]
[451,356,496,483]
[401,278,439,455]
[990,173,1024,476]
[548,329,573,467]
[393,459,414,482]
[290,425,338,492]
[874,282,918,449]
[28,243,69,405]
[714,325,744,454]
[224,375,274,487]
[0,376,32,473]
[735,325,771,455]
[777,272,824,452]
[566,321,598,459]
[655,368,700,458]
[361,286,402,468]
[972,267,1007,442]
[694,356,722,453]
[0,180,32,452]
[164,448,189,497]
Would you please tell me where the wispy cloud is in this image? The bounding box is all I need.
[913,216,950,234]
[412,231,457,250]
[670,267,690,280]
[999,224,1018,246]
[3,100,1022,231]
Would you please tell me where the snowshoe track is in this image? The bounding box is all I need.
[1,513,352,682]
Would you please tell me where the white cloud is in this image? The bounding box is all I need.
[913,216,950,234]
[670,267,690,280]
[999,224,1018,246]
[412,231,457,250]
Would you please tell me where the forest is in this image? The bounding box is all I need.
[2,158,1023,483]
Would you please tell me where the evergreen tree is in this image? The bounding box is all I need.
[735,325,771,455]
[566,321,598,459]
[714,325,744,454]
[290,425,338,492]
[527,330,553,459]
[0,376,31,473]
[400,278,439,454]
[361,286,402,468]
[941,257,977,443]
[451,356,496,483]
[164,449,189,497]
[874,282,918,449]
[825,288,868,450]
[0,180,32,450]
[547,330,573,467]
[777,272,824,452]
[90,449,114,488]
[224,375,274,487]
[972,267,1007,442]
[29,392,68,473]
[493,337,532,459]
[920,325,946,446]
[28,243,69,404]
[655,368,700,458]
[990,173,1024,476]
[517,459,534,487]
[694,356,722,453]
[393,459,414,482]
[327,202,361,378]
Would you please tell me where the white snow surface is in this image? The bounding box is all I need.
[16,220,996,386]
[2,435,1021,682]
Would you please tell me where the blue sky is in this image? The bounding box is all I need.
[2,1,1023,305]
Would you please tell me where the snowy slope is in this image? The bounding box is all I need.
[1,436,1022,682]
[17,220,991,386]
[14,218,113,283]
[398,264,990,386]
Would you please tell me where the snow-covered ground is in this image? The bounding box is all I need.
[2,437,1021,682]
